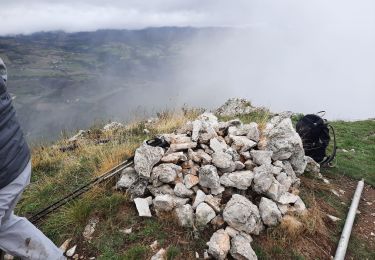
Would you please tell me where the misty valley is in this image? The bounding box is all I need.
[1,28,204,140]
[1,27,373,141]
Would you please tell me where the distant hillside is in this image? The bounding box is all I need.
[0,27,227,141]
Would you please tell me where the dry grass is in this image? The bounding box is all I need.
[300,175,334,192]
[256,176,335,259]
[278,215,305,239]
[300,196,329,239]
[151,108,202,134]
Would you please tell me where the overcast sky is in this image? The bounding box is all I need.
[2,0,375,123]
[2,0,374,35]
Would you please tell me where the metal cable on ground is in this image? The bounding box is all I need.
[29,158,134,224]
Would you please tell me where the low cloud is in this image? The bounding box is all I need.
[1,1,372,35]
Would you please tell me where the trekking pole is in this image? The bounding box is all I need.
[29,137,169,224]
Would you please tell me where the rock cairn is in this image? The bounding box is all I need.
[117,111,315,260]
[215,98,268,118]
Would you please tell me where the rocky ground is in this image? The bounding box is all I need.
[13,98,374,260]
[85,100,321,260]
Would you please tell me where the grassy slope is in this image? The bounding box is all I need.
[16,111,374,259]
[323,120,375,186]
[18,108,205,259]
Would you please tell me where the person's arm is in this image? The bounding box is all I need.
[0,58,8,95]
[0,77,7,96]
[0,57,7,83]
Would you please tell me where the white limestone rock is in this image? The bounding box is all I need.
[276,172,293,193]
[241,151,251,160]
[252,165,274,194]
[175,204,194,227]
[261,116,306,174]
[212,152,236,173]
[265,177,283,201]
[197,150,213,164]
[198,112,219,128]
[250,150,273,166]
[151,163,182,185]
[196,202,216,226]
[259,197,282,226]
[244,160,256,170]
[134,198,152,217]
[169,142,198,152]
[304,156,320,174]
[163,134,191,144]
[184,174,199,189]
[192,189,207,209]
[246,122,260,143]
[199,165,221,189]
[230,234,258,260]
[116,167,138,189]
[211,185,225,195]
[225,226,239,238]
[277,192,299,205]
[210,138,228,153]
[294,197,307,213]
[204,195,222,213]
[153,194,176,212]
[148,184,175,196]
[223,194,262,234]
[134,143,164,179]
[235,161,246,170]
[192,120,203,142]
[82,217,99,241]
[151,248,166,260]
[230,136,257,153]
[220,171,254,190]
[215,98,255,117]
[173,196,190,207]
[174,183,194,198]
[161,152,188,163]
[207,229,230,260]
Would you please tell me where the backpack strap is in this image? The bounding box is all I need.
[320,124,337,165]
[316,111,326,117]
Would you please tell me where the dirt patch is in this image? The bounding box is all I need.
[321,171,375,259]
[354,183,375,248]
[326,173,375,248]
[69,201,213,259]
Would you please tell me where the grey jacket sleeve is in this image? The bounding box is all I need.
[0,77,31,189]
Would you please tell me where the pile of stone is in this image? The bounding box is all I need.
[215,98,268,117]
[116,111,318,260]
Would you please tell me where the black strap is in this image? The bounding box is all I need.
[146,136,169,148]
[320,124,337,165]
[316,111,326,117]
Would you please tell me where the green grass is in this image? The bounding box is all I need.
[121,245,149,260]
[217,108,271,126]
[253,243,306,260]
[347,235,375,259]
[322,120,375,186]
[167,246,181,260]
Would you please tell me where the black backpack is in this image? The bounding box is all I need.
[296,112,337,165]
